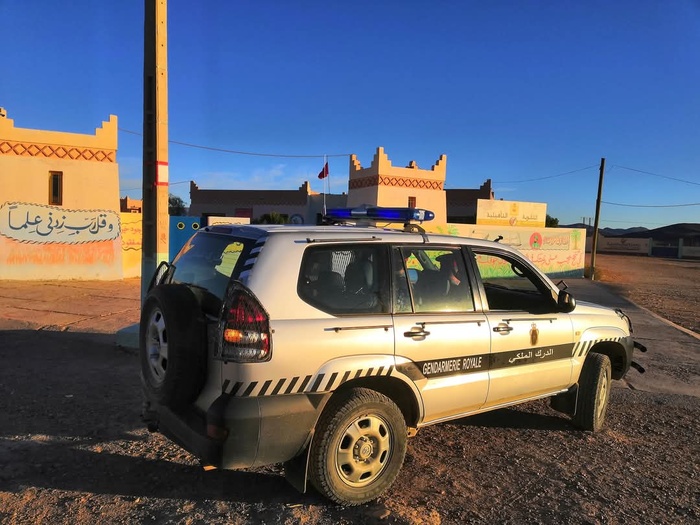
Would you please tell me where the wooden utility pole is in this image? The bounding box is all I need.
[141,0,169,301]
[589,157,606,280]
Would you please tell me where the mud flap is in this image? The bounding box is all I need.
[549,384,578,416]
[283,440,313,494]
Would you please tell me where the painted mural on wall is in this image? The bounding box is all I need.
[121,212,142,278]
[433,223,586,278]
[0,202,122,280]
[169,216,201,262]
[0,202,120,243]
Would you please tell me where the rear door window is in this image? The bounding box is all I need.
[298,244,390,314]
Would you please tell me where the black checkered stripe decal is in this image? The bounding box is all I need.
[222,365,395,397]
[573,337,625,357]
[238,236,268,284]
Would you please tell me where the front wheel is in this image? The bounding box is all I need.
[309,388,407,505]
[573,353,611,432]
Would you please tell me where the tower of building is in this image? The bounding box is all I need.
[346,147,447,225]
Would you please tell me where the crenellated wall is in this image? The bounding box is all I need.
[347,147,448,225]
[0,114,123,279]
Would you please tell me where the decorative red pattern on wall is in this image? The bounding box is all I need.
[0,141,115,162]
[349,175,443,190]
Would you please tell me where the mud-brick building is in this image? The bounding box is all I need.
[188,147,495,228]
[0,109,123,279]
[346,147,449,225]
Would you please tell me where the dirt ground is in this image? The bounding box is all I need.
[0,254,698,524]
[588,254,700,335]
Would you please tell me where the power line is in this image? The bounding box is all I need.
[492,165,598,184]
[120,180,190,193]
[118,127,351,158]
[612,165,700,186]
[602,200,700,208]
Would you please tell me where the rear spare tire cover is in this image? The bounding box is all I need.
[139,284,207,407]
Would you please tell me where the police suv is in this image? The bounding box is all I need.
[140,206,645,505]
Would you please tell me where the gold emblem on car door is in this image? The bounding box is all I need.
[530,323,539,345]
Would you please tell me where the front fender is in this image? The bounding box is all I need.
[573,327,634,380]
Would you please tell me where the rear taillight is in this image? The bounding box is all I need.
[219,285,271,362]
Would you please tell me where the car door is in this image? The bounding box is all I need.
[469,248,574,408]
[392,246,491,424]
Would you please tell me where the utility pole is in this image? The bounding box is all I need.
[589,158,605,280]
[141,0,169,301]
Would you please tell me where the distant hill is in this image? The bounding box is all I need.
[561,223,649,237]
[611,223,700,242]
[561,222,700,242]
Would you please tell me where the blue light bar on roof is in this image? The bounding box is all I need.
[326,206,435,223]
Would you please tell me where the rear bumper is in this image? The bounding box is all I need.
[145,391,327,469]
[156,404,222,466]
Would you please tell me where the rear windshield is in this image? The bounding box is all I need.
[169,232,254,301]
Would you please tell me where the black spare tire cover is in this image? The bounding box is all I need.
[139,284,207,407]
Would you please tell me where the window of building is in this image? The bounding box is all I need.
[408,196,416,208]
[49,172,63,205]
[235,208,253,218]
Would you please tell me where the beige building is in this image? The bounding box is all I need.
[0,110,123,279]
[189,180,347,225]
[120,196,143,213]
[347,147,448,225]
[188,147,494,227]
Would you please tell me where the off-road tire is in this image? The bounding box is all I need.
[573,352,611,432]
[140,285,207,407]
[309,387,407,506]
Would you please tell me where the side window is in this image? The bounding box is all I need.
[472,251,556,312]
[394,247,474,313]
[298,245,389,314]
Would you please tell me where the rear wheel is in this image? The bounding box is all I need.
[573,353,611,432]
[309,388,407,505]
[140,285,207,407]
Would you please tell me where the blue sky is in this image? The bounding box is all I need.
[2,1,699,229]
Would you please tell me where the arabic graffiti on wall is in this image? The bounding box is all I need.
[431,223,586,278]
[476,199,547,227]
[0,202,120,244]
[121,213,142,278]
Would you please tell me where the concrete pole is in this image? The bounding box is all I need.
[141,0,169,301]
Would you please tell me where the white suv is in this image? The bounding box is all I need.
[140,207,645,505]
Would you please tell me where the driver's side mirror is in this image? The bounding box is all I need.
[557,290,576,313]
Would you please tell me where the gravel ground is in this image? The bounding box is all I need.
[588,254,700,335]
[1,254,698,524]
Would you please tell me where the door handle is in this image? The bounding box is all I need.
[493,324,513,333]
[404,328,431,338]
